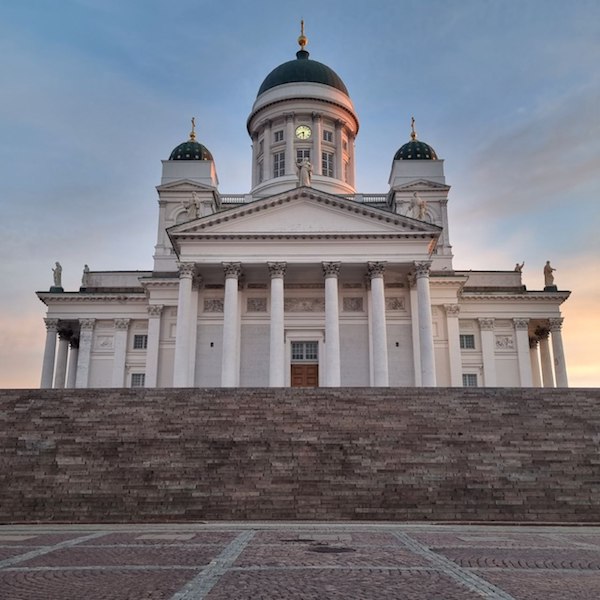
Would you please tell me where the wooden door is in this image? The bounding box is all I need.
[291,364,319,387]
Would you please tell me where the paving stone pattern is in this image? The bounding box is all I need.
[1,387,600,522]
[0,524,600,599]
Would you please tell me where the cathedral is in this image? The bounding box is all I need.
[37,27,570,389]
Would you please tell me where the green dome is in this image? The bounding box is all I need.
[394,140,438,160]
[257,50,349,97]
[169,140,213,161]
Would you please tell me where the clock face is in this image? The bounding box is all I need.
[295,125,312,139]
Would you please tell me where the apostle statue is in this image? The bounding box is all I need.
[297,158,312,187]
[181,193,200,220]
[52,262,62,287]
[408,192,427,220]
[81,264,90,287]
[544,261,556,286]
[514,262,524,272]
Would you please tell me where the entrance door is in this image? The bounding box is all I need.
[290,341,319,387]
[291,363,319,387]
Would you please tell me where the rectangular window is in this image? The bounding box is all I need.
[459,334,475,349]
[258,139,264,155]
[291,341,318,362]
[274,130,284,142]
[258,161,263,183]
[322,152,334,177]
[131,373,146,388]
[323,130,333,143]
[133,334,148,350]
[273,152,285,177]
[343,139,348,151]
[296,148,310,162]
[462,373,478,387]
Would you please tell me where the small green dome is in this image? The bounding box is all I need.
[257,50,349,97]
[394,140,438,160]
[169,140,213,161]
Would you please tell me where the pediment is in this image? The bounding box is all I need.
[393,179,451,192]
[156,179,217,193]
[168,188,442,238]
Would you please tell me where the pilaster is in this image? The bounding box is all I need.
[145,304,163,388]
[75,319,95,388]
[479,318,497,387]
[444,304,462,386]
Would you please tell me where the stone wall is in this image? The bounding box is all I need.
[1,388,599,523]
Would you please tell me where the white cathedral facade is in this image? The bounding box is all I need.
[38,31,570,390]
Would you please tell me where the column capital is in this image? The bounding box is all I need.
[322,262,341,278]
[367,261,386,279]
[222,262,242,279]
[114,318,130,330]
[267,262,287,279]
[147,304,164,318]
[44,318,59,332]
[548,317,564,332]
[413,261,432,279]
[284,112,295,122]
[479,317,495,331]
[178,262,196,278]
[312,112,322,121]
[513,318,530,330]
[57,328,72,341]
[79,319,95,331]
[444,304,460,317]
[535,326,550,340]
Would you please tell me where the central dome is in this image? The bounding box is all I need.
[257,49,349,97]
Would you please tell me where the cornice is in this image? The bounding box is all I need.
[460,291,571,303]
[37,292,147,305]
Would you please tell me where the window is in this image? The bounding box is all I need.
[322,152,334,177]
[131,373,146,388]
[462,374,478,387]
[343,139,348,151]
[291,341,318,362]
[296,148,310,162]
[273,152,285,177]
[133,334,148,350]
[258,139,264,155]
[323,130,333,143]
[274,130,284,142]
[258,161,263,183]
[459,334,475,349]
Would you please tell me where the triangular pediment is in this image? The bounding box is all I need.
[168,188,442,238]
[393,179,451,192]
[156,179,217,193]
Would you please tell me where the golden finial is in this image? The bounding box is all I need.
[189,117,196,141]
[410,116,417,141]
[298,19,308,50]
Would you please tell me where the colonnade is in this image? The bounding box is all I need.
[170,260,436,388]
[529,319,569,387]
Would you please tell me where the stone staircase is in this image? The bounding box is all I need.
[1,388,599,523]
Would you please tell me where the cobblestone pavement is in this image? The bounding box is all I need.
[1,523,600,599]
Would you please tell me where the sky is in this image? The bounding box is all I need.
[0,0,598,388]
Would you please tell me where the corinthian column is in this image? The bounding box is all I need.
[268,262,286,387]
[221,262,242,387]
[53,330,70,389]
[367,262,388,386]
[549,317,568,387]
[111,318,130,387]
[40,318,59,389]
[444,304,462,386]
[529,338,542,387]
[75,319,95,388]
[414,262,436,386]
[513,318,533,387]
[537,328,555,387]
[66,338,79,388]
[479,318,497,387]
[145,304,163,388]
[323,262,341,386]
[173,262,195,387]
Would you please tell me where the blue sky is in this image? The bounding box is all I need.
[1,0,598,386]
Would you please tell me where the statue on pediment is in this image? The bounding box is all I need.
[544,261,556,286]
[514,262,524,272]
[409,192,427,220]
[52,262,62,287]
[297,158,312,187]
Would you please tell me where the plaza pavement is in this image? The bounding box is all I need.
[1,522,599,599]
